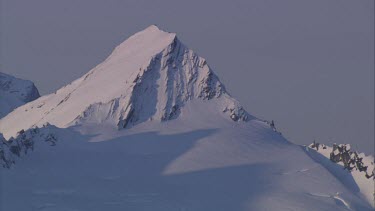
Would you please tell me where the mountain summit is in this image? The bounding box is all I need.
[0,25,249,138]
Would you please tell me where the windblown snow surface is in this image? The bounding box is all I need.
[0,72,40,119]
[0,25,373,211]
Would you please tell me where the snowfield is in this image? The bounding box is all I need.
[0,25,373,210]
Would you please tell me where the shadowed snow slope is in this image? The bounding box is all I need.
[0,26,373,210]
[1,118,373,210]
[0,72,40,119]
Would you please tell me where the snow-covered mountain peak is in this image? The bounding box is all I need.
[0,26,251,138]
[0,72,40,119]
[101,25,176,71]
[1,26,374,211]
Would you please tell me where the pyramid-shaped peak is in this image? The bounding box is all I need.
[0,26,252,138]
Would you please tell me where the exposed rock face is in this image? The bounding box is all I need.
[308,142,375,180]
[0,72,40,118]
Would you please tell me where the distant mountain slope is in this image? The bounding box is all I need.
[0,72,40,119]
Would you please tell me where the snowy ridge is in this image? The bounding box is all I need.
[0,72,40,119]
[305,142,374,207]
[0,124,58,168]
[0,25,250,138]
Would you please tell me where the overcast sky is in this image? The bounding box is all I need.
[1,0,374,154]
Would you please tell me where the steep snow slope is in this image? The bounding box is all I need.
[0,25,249,139]
[1,109,374,210]
[0,72,40,119]
[0,25,373,210]
[305,143,374,207]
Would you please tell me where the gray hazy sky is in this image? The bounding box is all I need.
[1,0,374,154]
